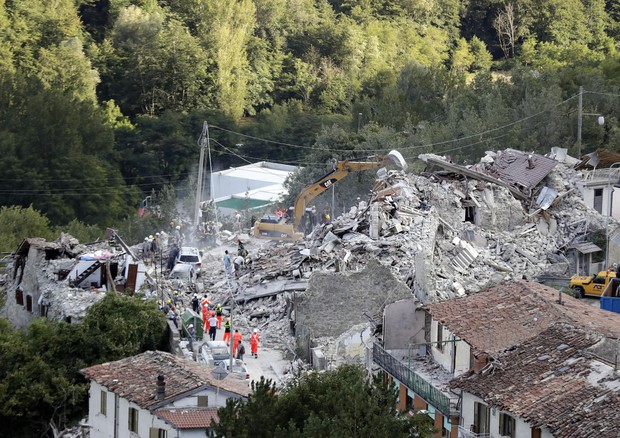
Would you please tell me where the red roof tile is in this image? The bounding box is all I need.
[424,280,620,354]
[154,407,219,429]
[452,325,620,437]
[80,351,249,409]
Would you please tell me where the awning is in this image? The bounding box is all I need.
[570,242,602,254]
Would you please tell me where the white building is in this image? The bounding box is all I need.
[210,162,299,215]
[81,350,249,438]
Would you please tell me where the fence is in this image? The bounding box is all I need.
[372,343,452,415]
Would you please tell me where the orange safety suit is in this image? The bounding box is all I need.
[232,331,243,356]
[250,332,260,357]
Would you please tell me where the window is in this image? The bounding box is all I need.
[26,295,33,312]
[594,275,607,284]
[499,412,515,437]
[405,393,413,410]
[464,205,477,224]
[436,323,444,351]
[594,188,603,214]
[15,289,23,306]
[473,402,490,434]
[197,395,208,407]
[100,391,107,416]
[128,407,139,432]
[149,428,167,438]
[40,304,48,317]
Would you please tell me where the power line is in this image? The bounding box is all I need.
[210,93,580,153]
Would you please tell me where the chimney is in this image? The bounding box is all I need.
[156,375,166,400]
[472,353,489,373]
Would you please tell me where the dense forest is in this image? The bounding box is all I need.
[1,0,619,238]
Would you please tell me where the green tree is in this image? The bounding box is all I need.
[0,205,55,252]
[214,365,435,438]
[80,294,168,359]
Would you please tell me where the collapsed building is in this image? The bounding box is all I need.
[1,231,154,328]
[201,148,620,368]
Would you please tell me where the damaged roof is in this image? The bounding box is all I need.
[154,407,219,429]
[423,280,620,354]
[576,148,620,170]
[451,324,620,437]
[485,149,557,196]
[80,351,249,409]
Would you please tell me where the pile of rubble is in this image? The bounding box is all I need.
[207,149,615,308]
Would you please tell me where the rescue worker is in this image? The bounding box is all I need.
[208,313,218,341]
[223,317,232,345]
[215,303,223,328]
[250,328,261,358]
[191,294,200,313]
[223,250,233,276]
[172,290,179,306]
[232,329,243,357]
[234,211,242,233]
[236,341,246,361]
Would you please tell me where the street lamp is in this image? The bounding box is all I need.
[577,86,606,158]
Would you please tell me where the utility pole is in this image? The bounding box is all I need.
[577,86,583,158]
[194,122,208,227]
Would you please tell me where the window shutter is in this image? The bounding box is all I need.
[499,413,504,435]
[149,428,159,438]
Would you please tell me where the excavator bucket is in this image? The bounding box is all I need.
[385,150,408,171]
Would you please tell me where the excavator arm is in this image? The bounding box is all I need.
[293,161,385,226]
[252,149,407,241]
[293,150,407,227]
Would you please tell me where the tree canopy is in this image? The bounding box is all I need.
[214,365,436,438]
[0,0,618,231]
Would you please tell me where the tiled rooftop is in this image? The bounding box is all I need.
[80,351,250,409]
[424,280,620,354]
[452,324,620,437]
[154,407,219,429]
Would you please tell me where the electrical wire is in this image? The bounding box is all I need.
[210,93,580,153]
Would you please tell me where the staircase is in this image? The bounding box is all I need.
[71,261,102,287]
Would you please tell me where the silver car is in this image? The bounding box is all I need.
[176,246,203,276]
[169,264,200,293]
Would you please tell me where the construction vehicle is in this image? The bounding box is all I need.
[569,270,617,298]
[253,150,408,240]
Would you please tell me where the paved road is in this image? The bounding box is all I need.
[199,320,290,387]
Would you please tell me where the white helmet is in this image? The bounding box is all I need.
[176,225,181,230]
[253,329,259,333]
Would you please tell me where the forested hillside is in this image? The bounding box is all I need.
[0,0,619,234]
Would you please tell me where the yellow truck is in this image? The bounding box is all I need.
[569,270,617,298]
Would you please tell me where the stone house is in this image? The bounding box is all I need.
[80,350,249,438]
[372,280,620,438]
[4,235,149,328]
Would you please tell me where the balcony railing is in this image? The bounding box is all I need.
[372,343,452,415]
[457,426,492,438]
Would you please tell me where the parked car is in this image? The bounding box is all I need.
[176,246,203,276]
[199,340,231,367]
[224,358,251,382]
[169,264,200,293]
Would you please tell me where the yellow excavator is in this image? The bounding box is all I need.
[253,150,408,240]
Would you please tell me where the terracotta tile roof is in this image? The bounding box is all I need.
[80,351,249,409]
[424,280,620,354]
[154,407,219,429]
[486,149,557,194]
[452,324,620,437]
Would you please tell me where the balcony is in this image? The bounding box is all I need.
[372,343,453,416]
[457,426,492,438]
